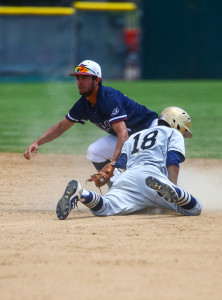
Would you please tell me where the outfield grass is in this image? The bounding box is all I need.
[0,80,221,158]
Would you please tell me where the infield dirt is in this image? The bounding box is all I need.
[0,152,222,300]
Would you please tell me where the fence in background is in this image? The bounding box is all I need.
[0,2,139,80]
[2,1,221,80]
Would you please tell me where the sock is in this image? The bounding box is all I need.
[92,160,110,172]
[173,186,197,209]
[81,189,103,211]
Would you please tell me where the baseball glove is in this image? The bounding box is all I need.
[87,162,115,187]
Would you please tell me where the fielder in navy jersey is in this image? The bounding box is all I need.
[24,60,158,182]
[56,107,202,220]
[66,85,157,137]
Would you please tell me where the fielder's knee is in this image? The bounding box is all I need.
[87,142,105,163]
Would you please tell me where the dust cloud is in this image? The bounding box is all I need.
[178,159,222,211]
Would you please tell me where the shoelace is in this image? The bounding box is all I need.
[71,196,79,210]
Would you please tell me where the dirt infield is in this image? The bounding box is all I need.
[0,152,222,300]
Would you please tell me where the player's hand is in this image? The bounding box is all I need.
[23,142,39,160]
[87,162,115,187]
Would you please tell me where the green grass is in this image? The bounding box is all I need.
[0,80,222,158]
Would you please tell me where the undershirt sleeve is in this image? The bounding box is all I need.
[166,150,185,167]
[114,153,127,169]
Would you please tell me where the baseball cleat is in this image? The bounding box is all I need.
[146,176,178,203]
[56,180,82,220]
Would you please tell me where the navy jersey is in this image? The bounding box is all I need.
[66,86,158,136]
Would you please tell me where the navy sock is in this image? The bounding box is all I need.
[81,191,103,212]
[173,186,197,209]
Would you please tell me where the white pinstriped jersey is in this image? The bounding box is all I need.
[121,125,185,176]
[92,125,201,217]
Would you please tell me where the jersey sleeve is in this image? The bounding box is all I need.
[101,89,128,125]
[65,99,88,124]
[168,130,185,162]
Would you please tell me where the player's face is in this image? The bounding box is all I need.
[76,75,97,97]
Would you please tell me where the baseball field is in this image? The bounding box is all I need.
[1,80,222,299]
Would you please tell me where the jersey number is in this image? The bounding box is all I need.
[131,130,158,155]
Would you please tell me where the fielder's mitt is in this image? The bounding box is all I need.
[87,162,115,187]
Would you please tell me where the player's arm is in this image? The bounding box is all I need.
[166,150,184,185]
[111,121,129,162]
[167,165,179,185]
[24,117,75,160]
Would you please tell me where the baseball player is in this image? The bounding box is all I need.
[23,60,158,183]
[56,106,202,220]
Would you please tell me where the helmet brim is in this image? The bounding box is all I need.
[183,130,193,138]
